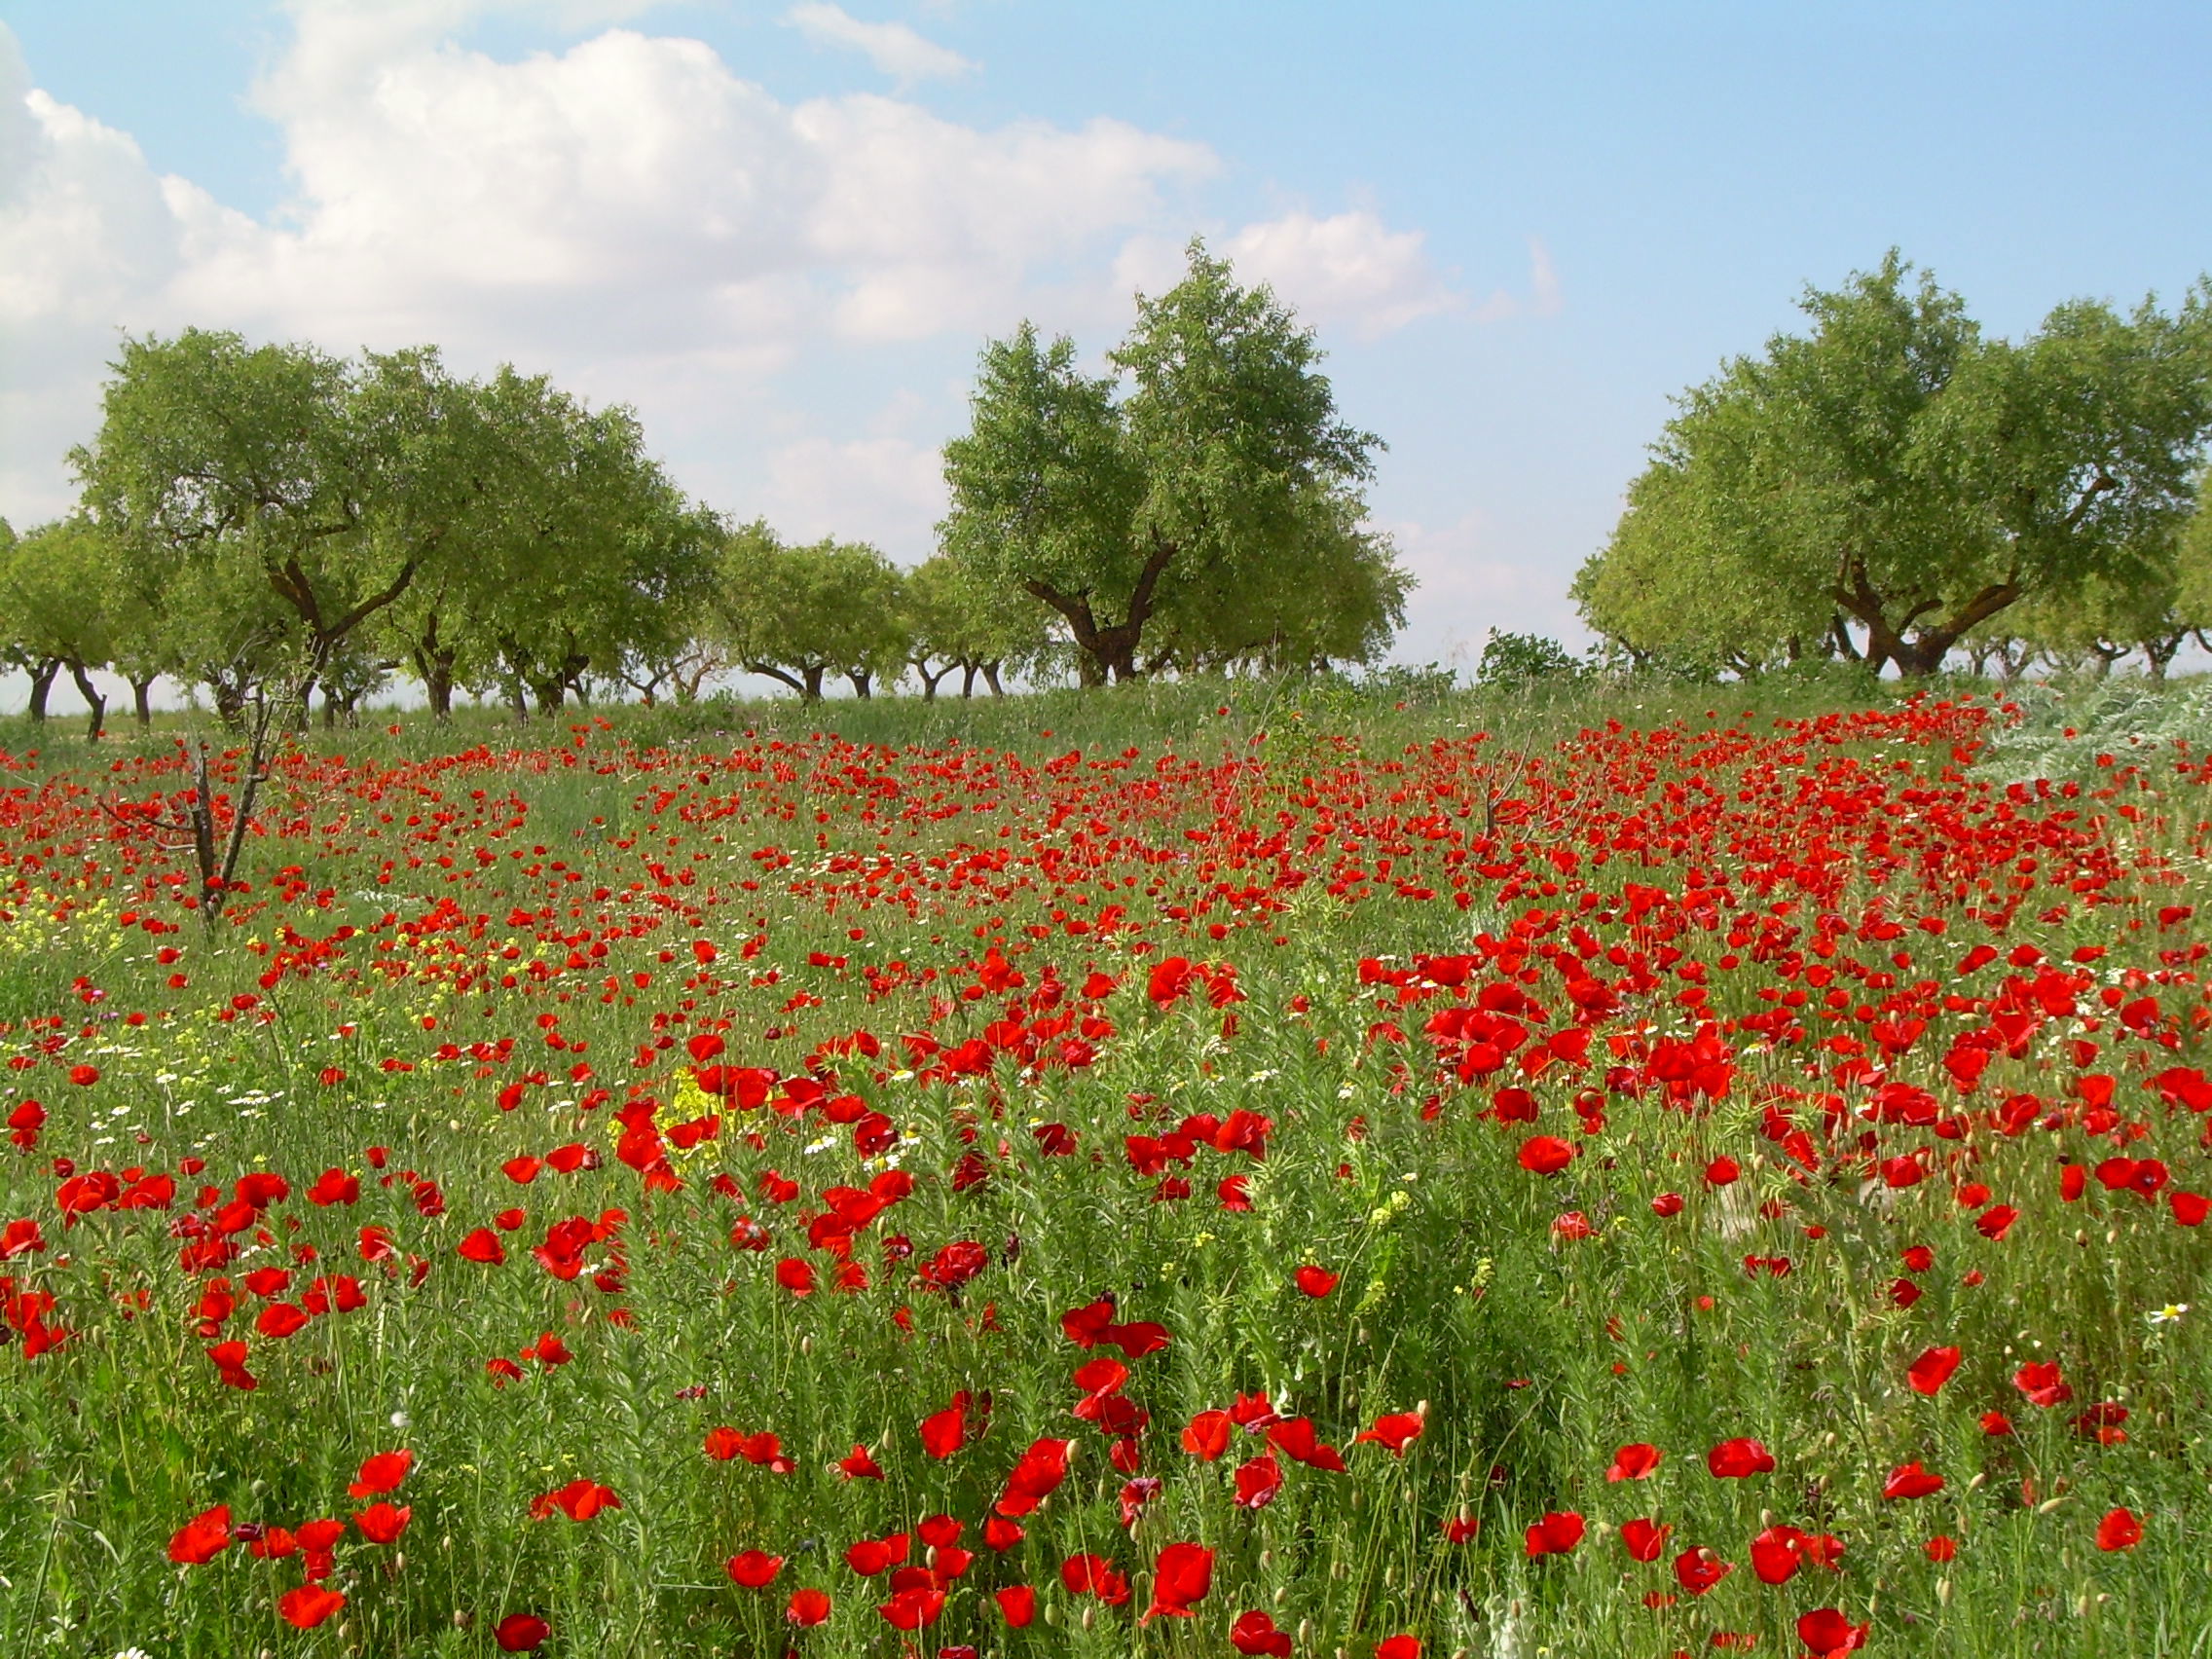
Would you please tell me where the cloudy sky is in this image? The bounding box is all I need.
[3,0,2209,691]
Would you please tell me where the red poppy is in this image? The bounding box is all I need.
[1651,1192,1684,1217]
[838,1444,885,1480]
[1907,1346,1962,1396]
[1142,1539,1213,1621]
[1925,1534,1958,1562]
[1518,1135,1575,1175]
[2096,1507,2143,1551]
[1749,1524,1805,1584]
[727,1550,784,1587]
[1267,1416,1347,1471]
[775,1257,817,1297]
[1181,1409,1232,1460]
[1605,1442,1661,1481]
[1442,1512,1480,1544]
[458,1229,506,1265]
[845,1532,911,1575]
[1620,1518,1671,1563]
[530,1479,620,1521]
[1059,1552,1125,1599]
[2014,1360,2073,1407]
[983,1516,1025,1550]
[167,1504,232,1565]
[919,1390,971,1458]
[278,1584,347,1628]
[255,1302,310,1340]
[786,1588,832,1627]
[996,1435,1073,1515]
[494,1614,550,1652]
[996,1584,1036,1627]
[1794,1607,1868,1655]
[348,1449,414,1496]
[1524,1511,1585,1556]
[1883,1460,1945,1500]
[1231,1609,1295,1656]
[1234,1451,1284,1510]
[1377,1639,1422,1659]
[1294,1264,1340,1297]
[352,1500,411,1543]
[1355,1410,1426,1457]
[1706,1437,1775,1478]
[1673,1546,1732,1594]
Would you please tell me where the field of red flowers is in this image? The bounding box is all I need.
[1,690,2207,1658]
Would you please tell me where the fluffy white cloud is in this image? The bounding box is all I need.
[1223,208,1464,339]
[0,0,1544,673]
[0,4,1223,521]
[786,3,976,86]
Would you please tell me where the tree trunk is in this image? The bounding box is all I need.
[1835,559,2022,681]
[959,663,977,699]
[846,668,872,699]
[507,682,530,723]
[130,675,156,727]
[1023,532,1177,688]
[2143,633,2185,682]
[981,661,1005,696]
[211,675,249,732]
[802,664,825,703]
[66,661,106,740]
[413,639,458,720]
[914,663,949,702]
[25,657,60,722]
[321,688,341,728]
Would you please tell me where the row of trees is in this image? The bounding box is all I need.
[1575,253,2212,680]
[2,243,1409,733]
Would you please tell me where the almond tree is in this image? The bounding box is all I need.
[1580,254,2212,679]
[941,242,1389,685]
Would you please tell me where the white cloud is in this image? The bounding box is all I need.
[0,6,1219,524]
[1224,208,1464,340]
[786,2,976,86]
[760,432,947,557]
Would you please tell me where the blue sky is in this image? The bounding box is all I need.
[3,0,2208,684]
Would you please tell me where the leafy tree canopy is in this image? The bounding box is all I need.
[941,240,1392,685]
[1576,253,2212,678]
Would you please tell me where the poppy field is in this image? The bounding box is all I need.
[1,687,2208,1659]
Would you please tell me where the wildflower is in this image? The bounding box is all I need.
[2147,1303,2189,1326]
[2096,1508,2143,1551]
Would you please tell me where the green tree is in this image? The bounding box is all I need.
[367,367,717,719]
[1579,254,2212,679]
[70,330,412,702]
[902,554,1053,698]
[1,520,119,733]
[942,242,1387,685]
[1573,457,1832,676]
[713,529,910,702]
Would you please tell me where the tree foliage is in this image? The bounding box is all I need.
[1578,254,2212,678]
[942,241,1403,684]
[712,527,909,703]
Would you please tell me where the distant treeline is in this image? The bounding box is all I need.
[0,242,1408,735]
